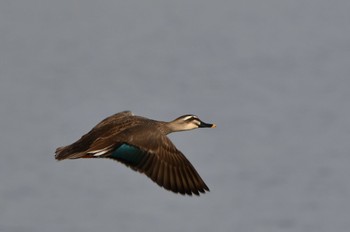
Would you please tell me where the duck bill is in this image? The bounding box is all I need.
[199,121,216,128]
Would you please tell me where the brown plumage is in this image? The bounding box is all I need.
[55,111,216,196]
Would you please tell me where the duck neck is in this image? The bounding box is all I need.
[159,121,179,135]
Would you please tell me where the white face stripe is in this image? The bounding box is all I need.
[182,115,198,121]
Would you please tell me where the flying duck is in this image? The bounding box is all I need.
[55,111,215,196]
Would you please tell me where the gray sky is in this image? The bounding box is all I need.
[1,1,350,232]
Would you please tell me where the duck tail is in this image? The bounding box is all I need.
[55,145,88,160]
[55,146,70,160]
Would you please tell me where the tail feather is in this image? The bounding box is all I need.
[55,145,88,160]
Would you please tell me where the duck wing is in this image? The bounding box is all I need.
[131,134,209,196]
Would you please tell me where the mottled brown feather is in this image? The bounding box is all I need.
[55,111,133,160]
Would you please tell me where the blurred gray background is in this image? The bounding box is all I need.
[1,1,350,232]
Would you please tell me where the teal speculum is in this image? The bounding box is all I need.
[110,144,144,165]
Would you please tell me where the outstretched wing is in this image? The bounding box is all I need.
[130,135,209,196]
